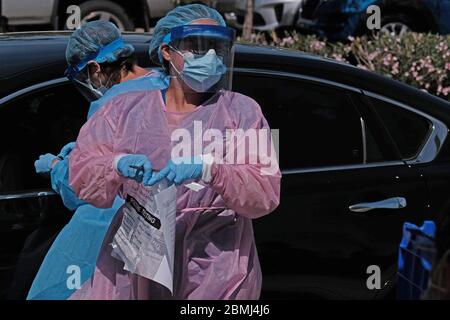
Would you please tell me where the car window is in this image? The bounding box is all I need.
[233,73,379,170]
[368,96,431,160]
[0,83,85,291]
[0,83,89,193]
[364,120,385,163]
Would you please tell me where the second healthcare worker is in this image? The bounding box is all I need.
[68,4,281,299]
[27,21,169,300]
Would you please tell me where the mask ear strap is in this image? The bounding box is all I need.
[169,60,183,79]
[88,64,109,89]
[166,45,184,78]
[84,65,104,97]
[104,73,114,88]
[97,72,107,89]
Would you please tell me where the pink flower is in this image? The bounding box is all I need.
[332,53,345,62]
[280,36,295,47]
[392,62,399,75]
[368,52,379,60]
[311,41,325,51]
[436,42,449,52]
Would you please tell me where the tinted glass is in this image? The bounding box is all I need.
[368,97,431,160]
[234,74,366,170]
[0,83,89,193]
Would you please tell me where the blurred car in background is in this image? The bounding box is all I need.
[228,0,304,31]
[0,0,234,32]
[297,0,450,40]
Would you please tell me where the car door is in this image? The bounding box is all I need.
[0,79,89,299]
[233,70,435,299]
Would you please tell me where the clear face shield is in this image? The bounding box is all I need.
[163,25,236,93]
[65,67,105,102]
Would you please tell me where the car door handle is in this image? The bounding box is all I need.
[0,189,58,201]
[348,197,407,213]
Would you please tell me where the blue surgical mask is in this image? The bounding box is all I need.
[170,48,227,92]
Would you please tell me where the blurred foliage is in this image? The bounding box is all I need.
[239,31,450,101]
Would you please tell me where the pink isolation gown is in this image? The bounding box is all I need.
[68,89,281,299]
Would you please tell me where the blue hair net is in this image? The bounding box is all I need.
[66,20,135,68]
[149,4,226,65]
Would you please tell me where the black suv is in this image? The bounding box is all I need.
[1,32,450,299]
[297,0,450,40]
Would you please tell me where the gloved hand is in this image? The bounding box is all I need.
[34,153,59,174]
[144,156,202,186]
[58,142,76,159]
[116,154,152,183]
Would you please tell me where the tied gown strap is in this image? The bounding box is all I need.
[180,206,228,214]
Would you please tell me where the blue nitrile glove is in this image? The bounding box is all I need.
[116,154,152,183]
[58,142,76,159]
[144,156,202,186]
[34,153,59,174]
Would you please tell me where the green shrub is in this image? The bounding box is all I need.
[239,32,450,101]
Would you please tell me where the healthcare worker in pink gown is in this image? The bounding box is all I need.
[68,4,281,300]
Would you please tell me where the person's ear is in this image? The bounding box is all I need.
[87,61,101,76]
[160,44,172,62]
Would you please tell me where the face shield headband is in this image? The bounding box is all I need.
[65,38,128,80]
[162,24,236,44]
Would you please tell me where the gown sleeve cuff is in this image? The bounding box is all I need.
[113,153,128,174]
[200,153,215,183]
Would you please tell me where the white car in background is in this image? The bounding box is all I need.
[0,0,233,32]
[228,0,304,31]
